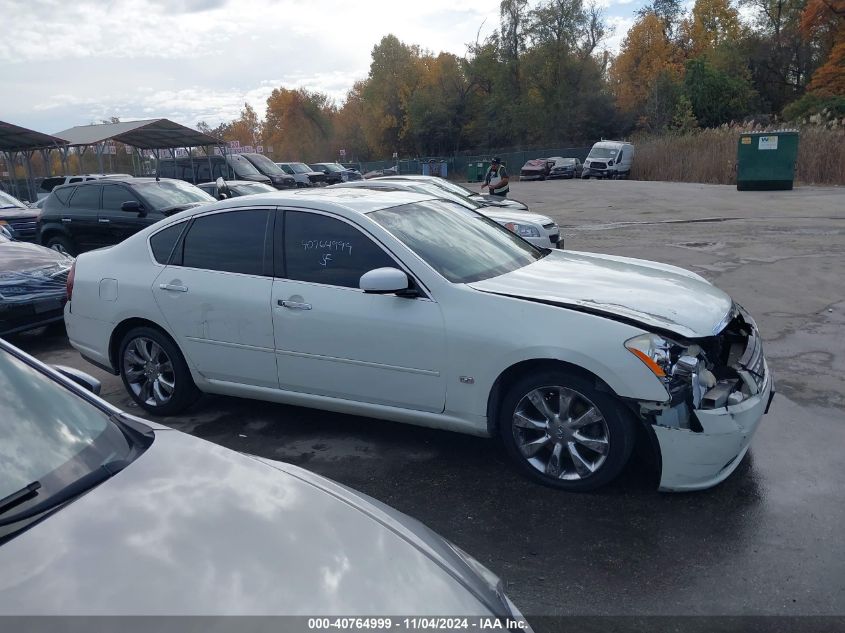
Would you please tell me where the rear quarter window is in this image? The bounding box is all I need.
[52,187,73,205]
[150,221,187,265]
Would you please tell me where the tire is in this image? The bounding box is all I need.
[497,369,635,491]
[45,234,76,257]
[119,326,199,415]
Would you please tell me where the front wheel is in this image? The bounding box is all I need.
[498,370,635,491]
[119,326,199,415]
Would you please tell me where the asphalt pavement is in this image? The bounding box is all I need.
[10,179,845,621]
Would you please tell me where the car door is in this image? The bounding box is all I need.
[271,209,447,412]
[99,184,158,245]
[152,208,277,388]
[64,184,106,251]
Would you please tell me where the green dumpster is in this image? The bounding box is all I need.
[467,161,488,183]
[736,130,799,191]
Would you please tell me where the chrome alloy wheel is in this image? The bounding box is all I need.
[122,336,176,407]
[512,386,610,480]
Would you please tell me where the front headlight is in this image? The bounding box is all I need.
[624,333,684,379]
[503,222,541,238]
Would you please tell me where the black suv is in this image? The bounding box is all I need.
[157,155,292,188]
[239,153,297,189]
[38,178,214,256]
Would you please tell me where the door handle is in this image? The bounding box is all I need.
[159,283,188,292]
[98,218,110,223]
[278,300,311,310]
[61,218,72,223]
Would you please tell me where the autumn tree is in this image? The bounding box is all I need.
[801,0,845,95]
[263,88,335,161]
[680,0,743,57]
[610,12,683,121]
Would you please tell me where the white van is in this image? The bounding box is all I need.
[581,141,634,179]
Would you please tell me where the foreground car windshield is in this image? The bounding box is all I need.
[132,181,213,210]
[369,200,544,283]
[588,148,618,159]
[0,350,133,522]
[0,191,26,209]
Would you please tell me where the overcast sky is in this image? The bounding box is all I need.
[2,0,644,135]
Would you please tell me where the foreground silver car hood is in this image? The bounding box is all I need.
[0,430,500,616]
[469,249,733,338]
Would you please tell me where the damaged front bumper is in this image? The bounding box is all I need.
[652,364,773,491]
[635,306,774,491]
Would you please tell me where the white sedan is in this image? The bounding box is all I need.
[329,179,562,248]
[64,188,773,492]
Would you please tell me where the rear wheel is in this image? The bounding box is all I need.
[46,234,76,256]
[498,369,635,491]
[119,326,199,415]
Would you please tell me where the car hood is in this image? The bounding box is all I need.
[0,208,36,220]
[469,194,528,211]
[0,240,71,273]
[477,207,554,226]
[468,249,733,338]
[0,429,502,616]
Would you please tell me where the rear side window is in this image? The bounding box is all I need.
[53,187,73,205]
[69,177,82,183]
[282,211,395,288]
[150,222,187,265]
[182,210,270,275]
[68,185,101,209]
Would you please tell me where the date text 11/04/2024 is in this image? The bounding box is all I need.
[307,617,530,630]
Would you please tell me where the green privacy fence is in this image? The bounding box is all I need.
[360,147,593,182]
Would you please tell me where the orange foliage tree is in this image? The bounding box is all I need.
[801,0,845,95]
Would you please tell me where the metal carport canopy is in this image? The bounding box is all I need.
[53,118,222,149]
[0,120,68,152]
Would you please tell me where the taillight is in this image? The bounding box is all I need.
[66,261,76,302]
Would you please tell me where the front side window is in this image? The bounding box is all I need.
[278,164,294,174]
[68,185,101,209]
[52,187,73,205]
[182,210,270,276]
[101,185,137,211]
[281,211,395,288]
[369,200,544,284]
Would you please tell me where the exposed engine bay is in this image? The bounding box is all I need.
[634,306,770,431]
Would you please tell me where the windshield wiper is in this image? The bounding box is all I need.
[0,460,127,527]
[159,202,201,216]
[0,481,41,515]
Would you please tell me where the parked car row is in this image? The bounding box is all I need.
[515,141,635,182]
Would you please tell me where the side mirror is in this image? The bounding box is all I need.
[52,365,102,395]
[121,200,145,216]
[359,267,416,296]
[217,193,228,200]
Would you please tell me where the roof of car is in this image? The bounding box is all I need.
[53,177,180,191]
[198,180,262,187]
[199,186,438,216]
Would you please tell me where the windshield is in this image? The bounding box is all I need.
[320,163,345,173]
[227,155,263,177]
[232,183,276,195]
[0,191,26,209]
[246,154,284,175]
[588,147,619,159]
[369,200,544,283]
[0,349,133,517]
[291,163,313,174]
[415,177,478,199]
[133,180,214,210]
[404,183,482,209]
[558,159,576,165]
